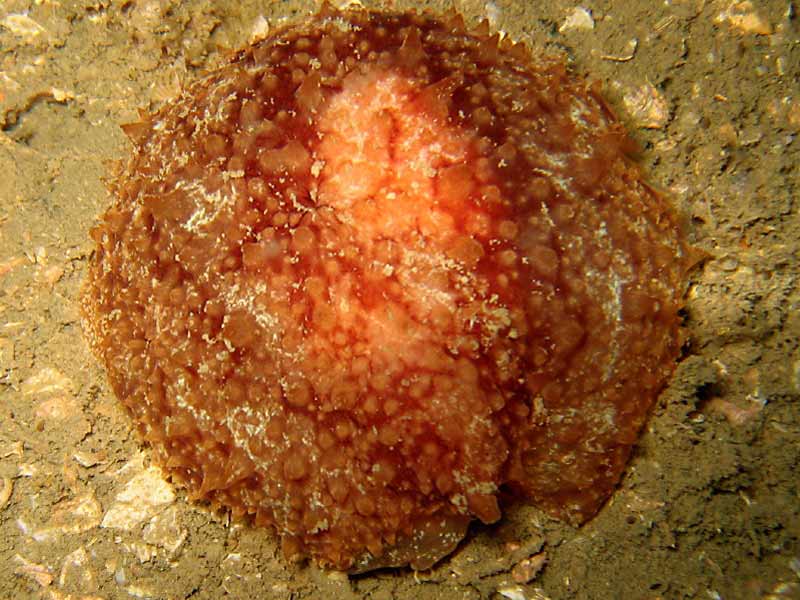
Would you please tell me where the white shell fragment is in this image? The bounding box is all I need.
[715,1,772,35]
[623,82,670,129]
[559,7,595,32]
[101,466,176,530]
[1,13,46,40]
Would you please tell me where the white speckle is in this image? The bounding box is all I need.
[311,159,325,178]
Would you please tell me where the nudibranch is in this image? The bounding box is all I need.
[82,5,691,571]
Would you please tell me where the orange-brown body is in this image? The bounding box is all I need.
[82,6,690,571]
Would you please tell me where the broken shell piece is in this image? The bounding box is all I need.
[715,1,773,35]
[512,551,547,583]
[623,82,670,129]
[559,7,594,32]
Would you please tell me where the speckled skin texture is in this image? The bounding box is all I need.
[82,6,690,571]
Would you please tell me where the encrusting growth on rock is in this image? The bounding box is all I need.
[82,4,692,571]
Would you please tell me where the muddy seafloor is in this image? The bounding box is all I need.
[1,0,798,599]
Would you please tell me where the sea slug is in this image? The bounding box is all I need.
[82,5,691,571]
